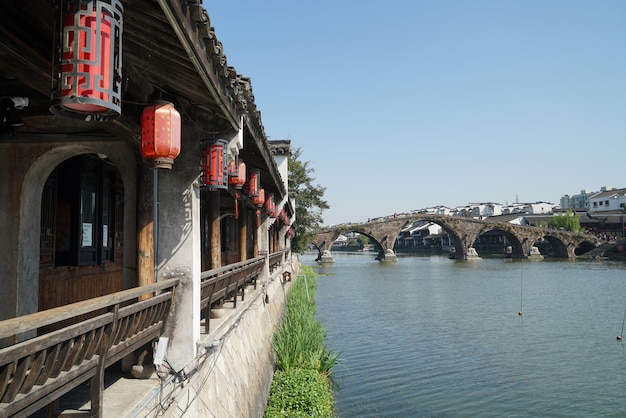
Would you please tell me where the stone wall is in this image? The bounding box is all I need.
[133,258,300,417]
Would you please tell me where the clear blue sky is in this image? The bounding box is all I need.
[203,1,626,225]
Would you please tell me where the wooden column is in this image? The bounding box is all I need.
[253,210,259,258]
[137,166,154,289]
[209,192,221,269]
[239,202,247,262]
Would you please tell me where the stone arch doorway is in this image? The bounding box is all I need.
[38,153,125,316]
[13,143,137,323]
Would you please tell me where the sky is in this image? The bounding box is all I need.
[202,1,626,226]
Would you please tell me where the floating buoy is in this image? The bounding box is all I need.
[617,309,626,341]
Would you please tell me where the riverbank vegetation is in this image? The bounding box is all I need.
[264,266,338,417]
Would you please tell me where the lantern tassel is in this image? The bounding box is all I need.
[256,210,261,228]
[234,193,239,219]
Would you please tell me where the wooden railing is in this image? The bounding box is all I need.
[269,250,284,273]
[0,279,179,418]
[200,256,265,333]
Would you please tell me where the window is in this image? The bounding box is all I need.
[51,155,120,266]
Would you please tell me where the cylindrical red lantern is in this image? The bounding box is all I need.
[228,159,246,190]
[140,102,181,169]
[245,168,260,197]
[50,0,123,120]
[264,193,276,217]
[252,188,265,207]
[200,139,228,190]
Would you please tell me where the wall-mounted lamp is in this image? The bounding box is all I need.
[1,97,29,132]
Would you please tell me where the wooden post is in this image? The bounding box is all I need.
[209,192,221,269]
[253,212,259,258]
[239,202,247,262]
[137,167,154,299]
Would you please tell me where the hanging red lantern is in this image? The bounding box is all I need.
[252,188,265,207]
[139,102,181,169]
[200,139,228,190]
[245,168,260,197]
[50,0,123,120]
[228,159,246,190]
[264,193,276,217]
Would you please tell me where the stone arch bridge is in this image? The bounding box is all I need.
[311,214,602,262]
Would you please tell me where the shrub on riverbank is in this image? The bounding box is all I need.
[264,266,338,418]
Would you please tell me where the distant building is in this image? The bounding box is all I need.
[453,203,503,219]
[588,187,626,212]
[396,221,443,247]
[560,189,595,210]
[522,202,555,215]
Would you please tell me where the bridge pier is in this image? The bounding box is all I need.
[380,249,398,262]
[318,249,335,263]
[526,246,544,260]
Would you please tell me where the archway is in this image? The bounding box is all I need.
[16,143,136,321]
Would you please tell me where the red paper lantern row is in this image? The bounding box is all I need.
[245,168,260,197]
[228,159,246,190]
[139,102,181,169]
[264,193,276,217]
[50,0,123,120]
[200,139,228,191]
[252,188,265,207]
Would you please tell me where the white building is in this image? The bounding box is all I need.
[589,187,626,212]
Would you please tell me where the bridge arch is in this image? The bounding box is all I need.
[312,214,604,262]
[473,226,525,258]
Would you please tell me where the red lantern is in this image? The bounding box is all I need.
[50,0,123,120]
[252,188,265,206]
[228,159,246,190]
[200,139,228,190]
[264,193,276,217]
[245,168,260,197]
[140,102,181,169]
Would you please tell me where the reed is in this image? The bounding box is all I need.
[265,266,339,417]
[272,266,339,374]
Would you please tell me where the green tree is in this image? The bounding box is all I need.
[548,210,582,232]
[356,234,370,247]
[289,147,329,253]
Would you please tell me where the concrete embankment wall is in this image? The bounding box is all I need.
[134,259,299,417]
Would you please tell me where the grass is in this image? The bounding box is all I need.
[264,266,339,418]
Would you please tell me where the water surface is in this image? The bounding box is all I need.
[307,252,626,417]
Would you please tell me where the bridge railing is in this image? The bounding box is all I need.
[0,279,179,418]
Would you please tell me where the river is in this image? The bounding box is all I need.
[303,252,626,417]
